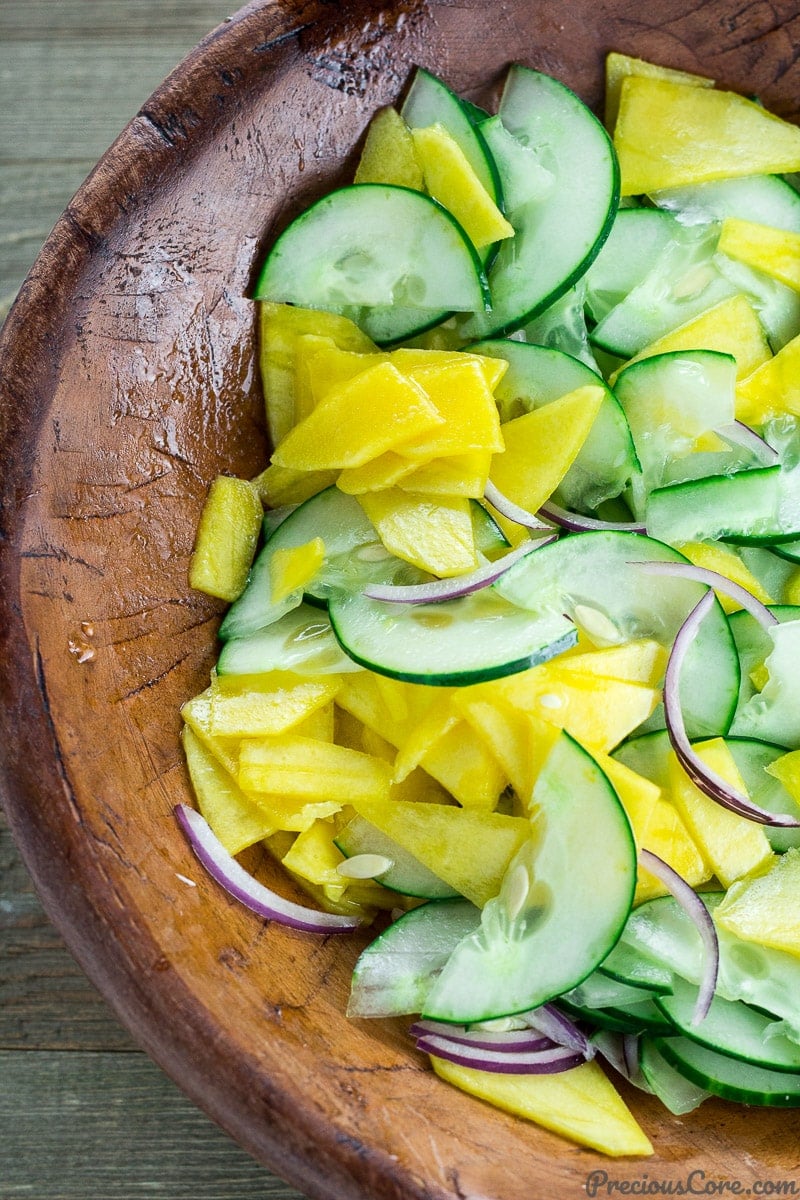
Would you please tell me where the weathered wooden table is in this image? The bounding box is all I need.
[0,3,307,1195]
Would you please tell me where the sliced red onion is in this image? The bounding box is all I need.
[520,1003,594,1059]
[539,500,646,534]
[639,848,719,1027]
[629,559,779,629]
[716,421,779,465]
[409,1019,553,1053]
[174,804,362,934]
[362,537,553,604]
[664,592,799,827]
[483,480,556,533]
[417,1032,585,1074]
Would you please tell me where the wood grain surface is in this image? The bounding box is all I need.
[3,3,800,1200]
[0,2,306,1196]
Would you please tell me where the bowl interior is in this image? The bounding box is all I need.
[1,1,799,1197]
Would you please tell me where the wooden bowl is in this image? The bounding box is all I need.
[2,1,799,1196]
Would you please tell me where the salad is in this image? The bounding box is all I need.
[178,51,800,1158]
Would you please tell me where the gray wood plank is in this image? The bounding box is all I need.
[0,1050,308,1199]
[0,0,236,40]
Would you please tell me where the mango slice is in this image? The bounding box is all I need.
[251,463,338,508]
[715,848,800,958]
[268,537,326,604]
[604,51,714,133]
[182,726,275,855]
[357,490,479,577]
[396,451,492,498]
[259,302,377,447]
[719,217,800,293]
[411,123,514,250]
[615,77,800,195]
[272,362,444,471]
[614,294,771,382]
[348,797,529,907]
[336,452,419,495]
[208,672,340,738]
[238,736,392,803]
[668,740,773,887]
[736,331,800,424]
[397,358,505,461]
[677,542,775,612]
[430,1057,653,1157]
[489,385,604,515]
[188,475,262,602]
[354,105,425,189]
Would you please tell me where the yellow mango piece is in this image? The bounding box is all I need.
[396,359,505,461]
[555,639,667,687]
[396,451,492,498]
[280,818,350,891]
[719,217,800,292]
[182,727,275,855]
[411,123,515,250]
[393,691,458,782]
[336,673,417,748]
[262,831,378,920]
[615,76,800,196]
[188,475,262,602]
[272,362,444,471]
[357,491,478,577]
[354,105,424,189]
[420,718,507,810]
[736,331,800,424]
[490,385,604,514]
[253,793,342,833]
[182,689,241,778]
[592,750,709,903]
[349,797,529,908]
[765,747,800,797]
[268,537,326,604]
[485,667,659,755]
[715,848,800,957]
[295,336,384,414]
[454,696,559,801]
[336,451,419,495]
[604,51,714,134]
[390,347,509,393]
[238,735,392,803]
[677,542,774,613]
[259,301,377,447]
[668,741,774,887]
[208,671,340,738]
[251,463,338,508]
[431,1057,653,1157]
[613,294,771,383]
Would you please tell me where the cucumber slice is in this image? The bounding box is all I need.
[253,184,490,345]
[328,581,577,686]
[618,893,800,1036]
[335,815,458,900]
[652,175,800,234]
[347,897,481,1018]
[654,1036,800,1106]
[639,1039,711,1114]
[584,208,680,322]
[566,971,659,1010]
[655,977,800,1072]
[645,465,800,547]
[728,615,800,747]
[219,487,381,641]
[598,939,675,994]
[613,350,738,494]
[589,222,735,359]
[421,733,636,1023]
[458,66,619,339]
[494,530,740,739]
[217,604,362,676]
[477,114,554,214]
[559,995,671,1035]
[467,338,638,511]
